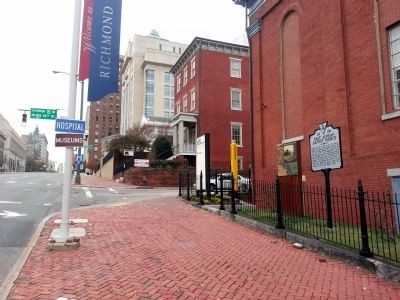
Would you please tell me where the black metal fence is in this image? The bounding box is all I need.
[179,172,400,264]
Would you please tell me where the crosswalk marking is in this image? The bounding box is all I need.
[0,210,27,218]
[108,188,118,194]
[82,187,93,198]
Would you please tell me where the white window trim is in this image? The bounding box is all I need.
[191,57,196,78]
[183,66,188,86]
[230,57,242,78]
[183,95,188,112]
[389,24,400,110]
[231,122,243,147]
[230,88,242,111]
[177,74,181,92]
[190,89,196,111]
[381,110,400,120]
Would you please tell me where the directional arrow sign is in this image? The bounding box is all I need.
[31,108,57,120]
[0,210,27,218]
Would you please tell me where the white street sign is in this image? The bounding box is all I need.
[0,210,27,218]
[0,201,22,204]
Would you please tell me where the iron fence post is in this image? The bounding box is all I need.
[248,165,252,195]
[186,172,190,201]
[215,169,219,195]
[219,172,225,210]
[357,180,373,258]
[178,172,182,197]
[199,171,205,205]
[323,168,334,228]
[275,176,284,229]
[230,173,237,214]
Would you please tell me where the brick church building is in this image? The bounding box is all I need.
[234,0,400,194]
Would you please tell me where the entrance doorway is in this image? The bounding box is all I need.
[392,177,400,234]
[277,141,303,216]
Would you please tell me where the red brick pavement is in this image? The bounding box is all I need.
[6,189,400,299]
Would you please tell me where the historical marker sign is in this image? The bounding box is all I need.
[30,108,57,120]
[309,122,343,171]
[55,118,85,134]
[55,134,84,147]
[134,159,149,168]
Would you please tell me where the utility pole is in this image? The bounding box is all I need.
[50,0,85,244]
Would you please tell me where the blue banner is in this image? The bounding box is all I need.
[87,0,122,102]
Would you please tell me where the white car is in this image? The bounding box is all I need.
[209,173,250,192]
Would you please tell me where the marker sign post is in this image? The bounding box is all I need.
[54,119,85,148]
[309,122,343,228]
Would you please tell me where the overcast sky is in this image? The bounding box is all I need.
[1,0,247,166]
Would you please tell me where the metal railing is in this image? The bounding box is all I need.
[179,172,400,264]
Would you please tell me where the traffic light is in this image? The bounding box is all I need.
[22,113,27,126]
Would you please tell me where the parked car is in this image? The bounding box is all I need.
[209,173,250,192]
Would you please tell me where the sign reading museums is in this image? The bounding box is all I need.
[309,122,343,171]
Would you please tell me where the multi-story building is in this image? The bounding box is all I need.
[85,92,121,168]
[120,31,187,138]
[22,126,48,165]
[233,0,400,192]
[0,131,6,171]
[170,37,251,171]
[0,113,26,172]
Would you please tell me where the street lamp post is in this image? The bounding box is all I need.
[75,79,84,184]
[52,70,84,184]
[50,0,84,244]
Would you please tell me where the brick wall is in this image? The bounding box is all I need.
[249,0,400,191]
[119,168,179,187]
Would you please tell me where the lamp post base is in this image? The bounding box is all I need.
[75,171,81,184]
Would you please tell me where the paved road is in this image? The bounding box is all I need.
[0,172,177,292]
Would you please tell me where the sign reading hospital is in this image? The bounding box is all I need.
[55,119,85,134]
[309,122,343,171]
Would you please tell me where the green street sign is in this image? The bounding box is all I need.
[30,108,57,120]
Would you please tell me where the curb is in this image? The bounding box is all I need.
[0,212,55,300]
[182,199,400,284]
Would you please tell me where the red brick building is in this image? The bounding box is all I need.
[234,0,400,192]
[170,37,251,172]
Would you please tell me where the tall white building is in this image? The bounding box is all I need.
[22,126,48,166]
[120,30,187,137]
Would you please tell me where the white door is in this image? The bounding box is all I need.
[392,177,400,233]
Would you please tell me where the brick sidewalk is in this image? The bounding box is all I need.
[7,195,400,299]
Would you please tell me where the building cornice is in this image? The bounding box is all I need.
[170,37,249,74]
[247,19,262,38]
